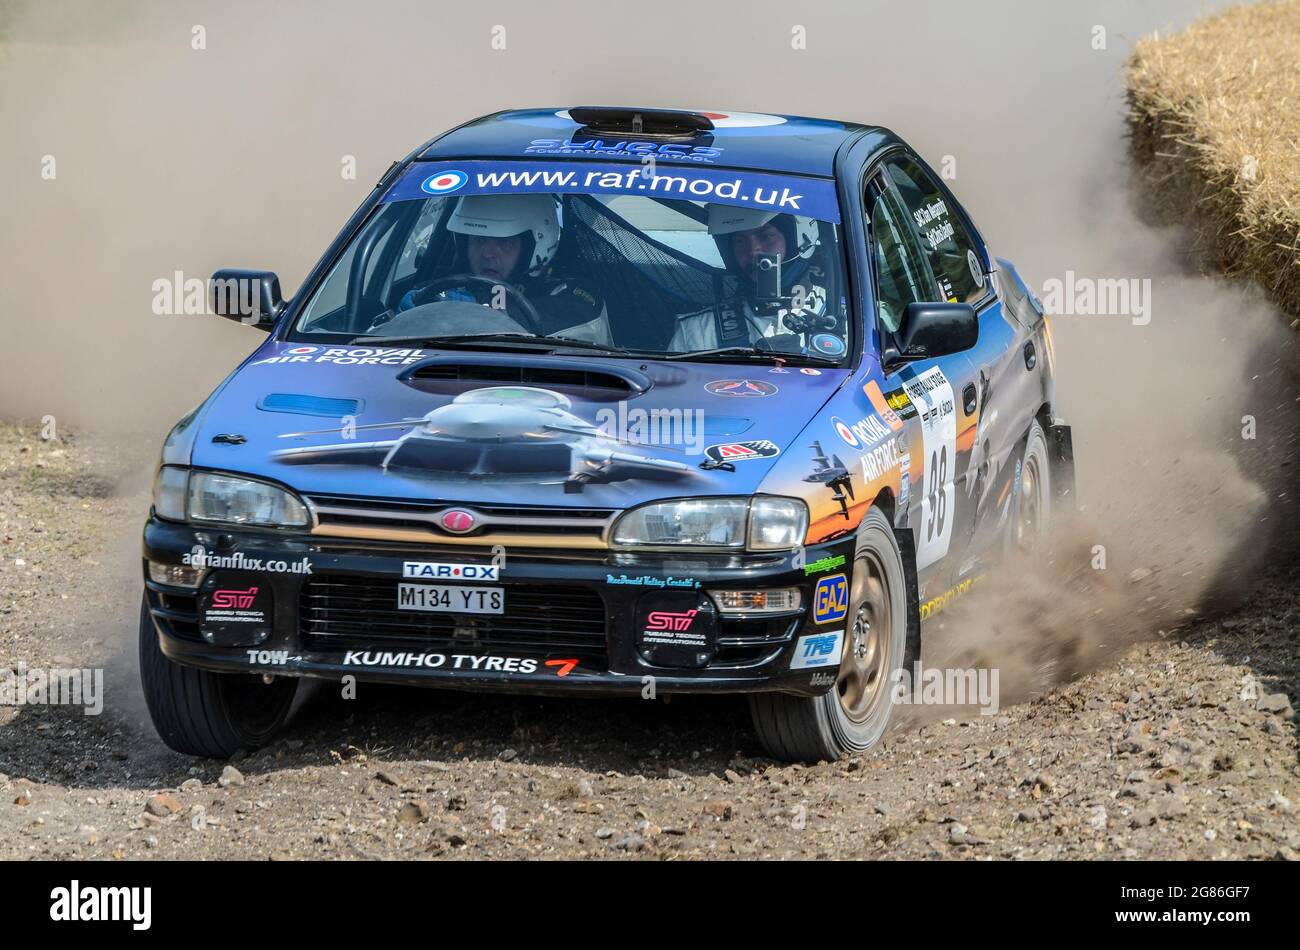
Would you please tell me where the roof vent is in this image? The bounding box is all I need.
[568,106,714,138]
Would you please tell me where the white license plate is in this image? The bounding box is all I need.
[397,583,504,615]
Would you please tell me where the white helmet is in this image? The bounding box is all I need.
[447,194,561,278]
[706,205,819,265]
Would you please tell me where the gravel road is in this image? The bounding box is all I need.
[0,424,1295,860]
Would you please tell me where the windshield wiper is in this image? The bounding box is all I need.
[661,346,842,365]
[347,332,631,355]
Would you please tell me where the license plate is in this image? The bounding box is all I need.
[397,583,504,615]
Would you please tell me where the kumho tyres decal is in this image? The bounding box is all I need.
[382,161,842,223]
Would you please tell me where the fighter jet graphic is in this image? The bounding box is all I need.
[273,386,692,493]
[804,440,855,520]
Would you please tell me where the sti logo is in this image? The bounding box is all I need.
[645,609,698,632]
[211,587,258,609]
[813,573,848,623]
[403,562,500,581]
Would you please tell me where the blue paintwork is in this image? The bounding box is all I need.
[419,108,862,176]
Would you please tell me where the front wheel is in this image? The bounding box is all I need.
[749,507,908,762]
[138,595,297,758]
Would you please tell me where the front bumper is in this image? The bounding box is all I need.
[142,517,856,697]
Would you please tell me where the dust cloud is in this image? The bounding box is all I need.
[1,0,1292,701]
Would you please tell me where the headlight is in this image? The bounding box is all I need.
[611,497,807,551]
[187,471,309,528]
[152,466,189,521]
[748,497,808,550]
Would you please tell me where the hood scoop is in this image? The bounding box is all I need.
[401,356,651,400]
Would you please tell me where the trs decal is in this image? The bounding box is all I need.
[790,629,844,670]
[904,366,958,570]
[812,573,849,624]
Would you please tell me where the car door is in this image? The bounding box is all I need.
[864,171,978,599]
[881,155,1028,575]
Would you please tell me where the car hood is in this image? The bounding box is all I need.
[188,340,847,509]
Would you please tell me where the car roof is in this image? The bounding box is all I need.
[417,107,884,177]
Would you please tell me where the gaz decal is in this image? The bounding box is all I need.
[812,573,849,623]
[903,366,957,570]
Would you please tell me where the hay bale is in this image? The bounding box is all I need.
[1127,1,1300,322]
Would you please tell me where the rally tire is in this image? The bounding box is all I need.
[749,507,908,762]
[1010,419,1052,552]
[138,595,296,758]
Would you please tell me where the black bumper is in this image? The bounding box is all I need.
[142,518,856,697]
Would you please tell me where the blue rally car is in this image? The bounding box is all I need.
[140,107,1073,762]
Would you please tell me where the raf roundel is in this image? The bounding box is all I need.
[421,170,469,195]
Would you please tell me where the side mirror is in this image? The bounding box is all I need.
[894,302,978,361]
[209,269,285,331]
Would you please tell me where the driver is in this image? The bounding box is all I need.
[398,194,613,344]
[668,206,833,353]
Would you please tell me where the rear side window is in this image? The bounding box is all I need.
[885,158,986,305]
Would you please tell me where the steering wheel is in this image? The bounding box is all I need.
[415,274,546,335]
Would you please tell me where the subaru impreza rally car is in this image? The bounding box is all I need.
[140,106,1073,762]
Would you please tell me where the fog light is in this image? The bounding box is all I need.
[148,561,203,588]
[714,588,801,613]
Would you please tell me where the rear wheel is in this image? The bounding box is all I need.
[138,595,297,758]
[749,507,908,762]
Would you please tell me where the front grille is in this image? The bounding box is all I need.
[299,577,609,660]
[305,494,617,547]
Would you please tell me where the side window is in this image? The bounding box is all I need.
[885,158,986,305]
[866,176,935,333]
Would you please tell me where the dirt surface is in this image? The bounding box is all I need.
[0,424,1296,860]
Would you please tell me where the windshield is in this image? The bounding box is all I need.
[292,160,850,362]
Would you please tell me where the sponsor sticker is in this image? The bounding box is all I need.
[705,379,778,397]
[252,346,428,367]
[812,573,849,623]
[863,380,904,431]
[421,169,469,194]
[803,553,847,576]
[342,650,543,673]
[810,333,846,356]
[402,561,499,581]
[605,574,701,589]
[832,414,892,450]
[383,160,841,222]
[704,439,780,463]
[790,629,843,669]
